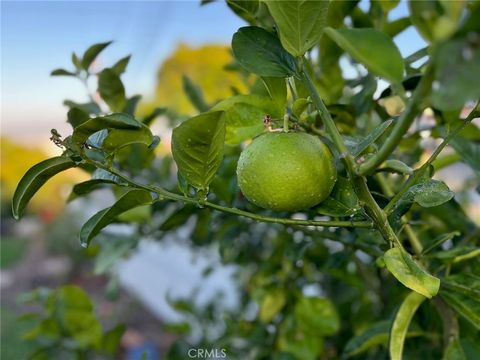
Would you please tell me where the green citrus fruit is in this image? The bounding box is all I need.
[237,132,337,212]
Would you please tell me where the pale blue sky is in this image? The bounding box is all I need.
[1,0,425,144]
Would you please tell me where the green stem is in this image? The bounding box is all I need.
[300,65,403,248]
[358,64,435,175]
[86,159,373,229]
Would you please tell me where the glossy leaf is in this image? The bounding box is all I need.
[171,111,226,191]
[264,0,329,56]
[12,157,76,219]
[316,177,360,217]
[81,41,112,70]
[79,190,154,247]
[211,95,282,144]
[72,113,141,145]
[384,247,440,298]
[102,124,154,154]
[98,68,127,112]
[294,296,340,335]
[324,27,404,83]
[412,180,454,208]
[232,26,297,77]
[390,291,426,360]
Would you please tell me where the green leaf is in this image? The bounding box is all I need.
[68,170,126,201]
[72,52,82,70]
[444,338,466,360]
[101,324,126,355]
[226,0,259,23]
[67,107,90,128]
[324,27,404,83]
[123,95,142,116]
[292,98,311,118]
[171,111,226,191]
[384,247,440,298]
[316,177,360,217]
[159,205,195,231]
[51,68,76,77]
[294,296,340,335]
[264,0,330,56]
[352,119,393,157]
[412,180,454,208]
[431,39,480,111]
[64,100,101,115]
[442,273,480,299]
[79,189,153,247]
[450,136,480,172]
[182,75,209,112]
[72,113,141,145]
[81,41,112,70]
[259,289,286,323]
[98,68,127,112]
[344,321,390,357]
[12,157,76,220]
[102,124,154,154]
[390,291,426,360]
[408,0,464,43]
[441,289,480,330]
[422,231,460,255]
[211,94,282,144]
[382,16,412,37]
[232,26,297,77]
[278,317,324,360]
[111,55,131,75]
[94,236,136,274]
[261,77,287,113]
[143,107,167,126]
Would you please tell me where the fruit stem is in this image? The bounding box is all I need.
[283,114,289,132]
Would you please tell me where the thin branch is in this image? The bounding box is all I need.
[84,159,373,229]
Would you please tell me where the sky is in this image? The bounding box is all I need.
[1,0,425,146]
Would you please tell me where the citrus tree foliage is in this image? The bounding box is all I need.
[13,1,480,359]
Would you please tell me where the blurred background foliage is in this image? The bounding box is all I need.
[2,1,480,360]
